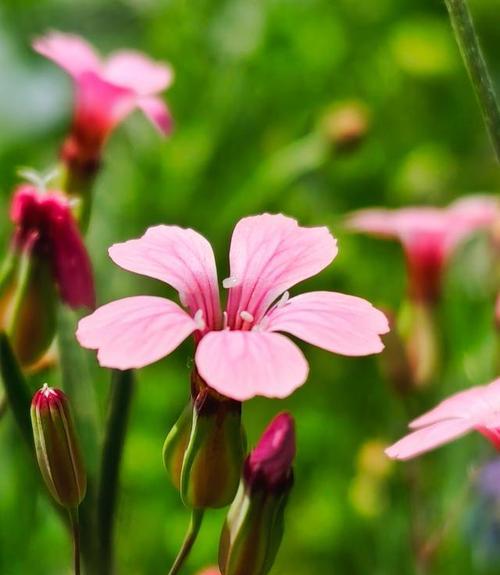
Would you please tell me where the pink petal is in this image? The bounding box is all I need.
[74,71,135,133]
[104,50,173,95]
[33,31,101,79]
[76,296,197,369]
[385,419,474,460]
[226,214,337,329]
[195,330,309,401]
[264,291,389,356]
[410,378,500,429]
[137,96,173,135]
[108,226,221,330]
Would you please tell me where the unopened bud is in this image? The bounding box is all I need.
[163,402,192,490]
[219,412,295,575]
[31,385,86,508]
[178,371,245,509]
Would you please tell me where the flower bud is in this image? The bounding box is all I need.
[31,384,87,508]
[219,412,295,575]
[0,185,95,366]
[162,402,192,490]
[179,371,245,509]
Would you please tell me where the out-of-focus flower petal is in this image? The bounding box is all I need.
[226,214,337,329]
[108,225,221,329]
[195,330,309,401]
[137,96,173,135]
[385,419,473,460]
[33,31,101,79]
[411,379,500,429]
[104,50,173,95]
[265,291,389,356]
[76,296,198,369]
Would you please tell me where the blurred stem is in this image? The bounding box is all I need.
[97,370,135,575]
[444,0,500,161]
[167,510,204,575]
[69,507,81,575]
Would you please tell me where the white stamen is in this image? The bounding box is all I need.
[223,276,240,289]
[240,310,254,323]
[194,309,206,331]
[223,311,228,330]
[17,165,61,193]
[277,291,290,308]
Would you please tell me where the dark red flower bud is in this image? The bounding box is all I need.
[10,185,95,309]
[31,385,87,508]
[244,412,295,492]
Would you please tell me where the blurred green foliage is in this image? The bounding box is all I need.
[0,0,499,574]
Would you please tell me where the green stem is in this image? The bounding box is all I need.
[69,507,81,575]
[444,0,500,161]
[97,370,135,575]
[167,510,205,575]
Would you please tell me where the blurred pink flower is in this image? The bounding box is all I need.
[196,569,221,575]
[347,196,499,303]
[386,377,500,460]
[77,214,389,401]
[33,31,173,170]
[11,184,95,309]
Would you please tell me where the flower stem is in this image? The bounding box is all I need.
[167,510,205,575]
[97,370,135,575]
[444,0,500,161]
[69,507,81,575]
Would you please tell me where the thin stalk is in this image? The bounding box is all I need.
[69,507,81,575]
[167,510,205,575]
[444,0,500,161]
[97,370,135,575]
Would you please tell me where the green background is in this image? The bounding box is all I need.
[0,0,498,573]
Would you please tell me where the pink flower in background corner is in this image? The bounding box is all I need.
[76,214,389,401]
[196,569,221,575]
[33,31,174,171]
[11,184,95,309]
[347,195,499,304]
[385,377,500,460]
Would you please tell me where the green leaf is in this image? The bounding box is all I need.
[0,332,33,446]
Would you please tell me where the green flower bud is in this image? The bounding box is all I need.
[179,371,245,509]
[163,402,192,490]
[31,384,87,508]
[219,412,295,575]
[0,253,57,368]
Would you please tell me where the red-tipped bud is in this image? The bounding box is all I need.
[31,385,87,508]
[244,412,295,493]
[10,185,95,309]
[219,413,295,575]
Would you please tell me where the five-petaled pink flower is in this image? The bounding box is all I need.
[386,377,500,460]
[76,214,389,401]
[11,184,95,309]
[347,196,498,304]
[33,31,173,171]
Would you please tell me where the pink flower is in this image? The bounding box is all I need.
[33,32,173,170]
[347,196,499,303]
[11,184,95,309]
[386,377,500,460]
[77,214,389,401]
[196,569,221,575]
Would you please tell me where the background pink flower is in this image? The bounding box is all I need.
[33,31,173,167]
[77,214,389,401]
[347,196,499,303]
[386,377,500,460]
